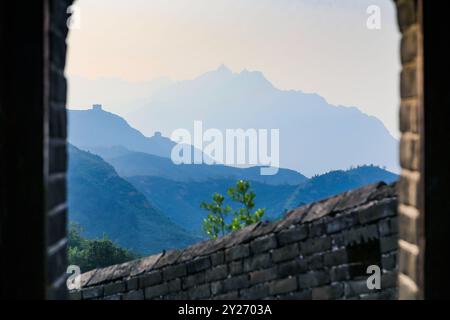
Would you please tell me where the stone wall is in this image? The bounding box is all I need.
[47,0,73,299]
[71,182,398,300]
[394,0,424,300]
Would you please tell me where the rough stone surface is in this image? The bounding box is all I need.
[71,183,398,300]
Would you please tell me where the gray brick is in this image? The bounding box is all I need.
[243,253,271,272]
[126,277,138,291]
[358,200,397,224]
[277,259,307,278]
[240,283,270,299]
[211,281,224,296]
[382,253,397,271]
[277,225,308,245]
[330,265,351,282]
[298,271,330,289]
[272,243,299,263]
[139,271,163,288]
[229,261,243,275]
[270,277,298,295]
[378,217,399,236]
[187,256,211,274]
[309,222,326,238]
[213,291,239,300]
[380,235,398,253]
[326,215,356,234]
[183,272,207,289]
[206,264,229,282]
[323,249,348,267]
[211,251,225,266]
[123,289,144,300]
[249,267,278,285]
[145,283,169,299]
[344,280,372,297]
[306,254,323,269]
[82,286,103,300]
[225,244,250,261]
[250,235,277,254]
[223,274,249,292]
[300,237,331,256]
[168,278,182,292]
[104,281,126,296]
[381,271,398,289]
[188,283,210,299]
[312,283,344,300]
[162,264,187,281]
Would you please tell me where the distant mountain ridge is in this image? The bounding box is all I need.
[68,106,175,158]
[67,144,200,254]
[126,65,399,176]
[127,165,398,234]
[68,107,308,184]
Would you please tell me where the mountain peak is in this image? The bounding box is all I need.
[216,64,232,74]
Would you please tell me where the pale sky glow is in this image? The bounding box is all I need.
[67,0,401,136]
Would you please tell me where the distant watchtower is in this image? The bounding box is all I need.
[92,104,102,111]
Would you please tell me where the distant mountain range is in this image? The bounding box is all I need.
[67,145,200,255]
[66,68,400,253]
[126,165,398,235]
[69,65,399,176]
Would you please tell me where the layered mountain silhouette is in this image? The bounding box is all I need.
[122,65,399,176]
[67,144,200,254]
[68,107,307,184]
[127,165,398,234]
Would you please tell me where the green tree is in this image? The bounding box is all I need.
[201,180,265,239]
[68,222,139,272]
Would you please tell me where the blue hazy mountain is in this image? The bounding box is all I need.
[98,149,307,186]
[67,144,200,254]
[68,106,175,158]
[127,165,398,234]
[126,65,399,176]
[68,107,308,185]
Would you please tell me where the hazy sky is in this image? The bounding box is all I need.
[66,0,401,136]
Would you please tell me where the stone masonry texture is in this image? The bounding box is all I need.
[71,182,398,300]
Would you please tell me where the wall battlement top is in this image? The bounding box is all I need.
[75,181,397,294]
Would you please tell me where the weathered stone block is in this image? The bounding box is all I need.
[277,225,308,245]
[298,271,330,289]
[240,283,270,300]
[326,215,355,234]
[225,244,250,262]
[250,234,277,254]
[223,274,249,292]
[206,264,229,282]
[243,253,271,272]
[229,260,243,275]
[162,264,187,281]
[312,283,344,300]
[272,243,299,263]
[187,256,211,274]
[269,277,298,295]
[249,267,278,285]
[380,235,398,253]
[188,283,210,299]
[323,249,348,267]
[123,289,144,300]
[81,286,103,300]
[145,283,169,299]
[277,259,308,278]
[211,251,225,266]
[139,271,163,288]
[104,281,126,296]
[300,237,331,256]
